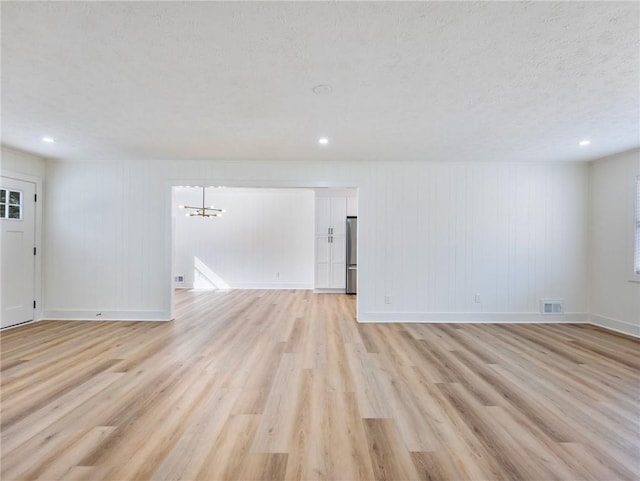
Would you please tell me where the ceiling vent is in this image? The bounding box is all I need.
[540,299,563,315]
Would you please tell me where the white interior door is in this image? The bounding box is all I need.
[1,177,36,328]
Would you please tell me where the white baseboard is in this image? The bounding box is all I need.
[42,309,171,321]
[28,307,640,339]
[0,319,40,330]
[175,283,313,290]
[588,313,639,338]
[230,282,313,290]
[314,288,347,294]
[357,311,589,324]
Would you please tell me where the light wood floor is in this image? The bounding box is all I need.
[1,290,639,481]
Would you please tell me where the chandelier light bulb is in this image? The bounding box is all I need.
[178,187,225,218]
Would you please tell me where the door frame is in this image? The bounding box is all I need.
[0,170,43,326]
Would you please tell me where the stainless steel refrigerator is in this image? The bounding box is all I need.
[346,216,357,295]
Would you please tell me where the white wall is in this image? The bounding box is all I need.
[1,146,46,178]
[43,161,171,319]
[42,158,589,322]
[588,149,640,336]
[174,187,314,289]
[1,146,46,321]
[365,161,589,321]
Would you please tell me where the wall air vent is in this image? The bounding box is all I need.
[540,299,563,315]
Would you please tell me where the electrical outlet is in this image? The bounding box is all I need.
[384,295,391,305]
[474,294,481,303]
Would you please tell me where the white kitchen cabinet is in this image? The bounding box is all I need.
[315,195,348,290]
[315,197,347,237]
[330,235,346,288]
[314,189,357,292]
[315,235,346,289]
[315,237,331,288]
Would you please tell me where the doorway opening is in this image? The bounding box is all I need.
[172,186,315,293]
[170,184,359,320]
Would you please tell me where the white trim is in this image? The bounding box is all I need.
[178,283,313,290]
[588,313,640,338]
[43,309,171,321]
[169,179,361,322]
[357,311,589,324]
[314,188,357,198]
[314,288,347,294]
[226,283,313,290]
[33,309,640,339]
[0,319,39,331]
[170,177,361,190]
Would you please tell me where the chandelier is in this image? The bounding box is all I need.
[179,187,225,218]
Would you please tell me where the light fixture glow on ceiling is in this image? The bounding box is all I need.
[318,137,329,145]
[312,84,332,95]
[42,137,55,143]
[579,139,591,146]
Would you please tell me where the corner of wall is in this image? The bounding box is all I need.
[585,148,640,338]
[585,160,594,317]
[587,313,640,338]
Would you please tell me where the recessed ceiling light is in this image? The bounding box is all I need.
[42,137,55,143]
[579,139,591,146]
[312,84,332,95]
[318,137,329,145]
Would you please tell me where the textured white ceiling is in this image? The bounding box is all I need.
[1,1,638,162]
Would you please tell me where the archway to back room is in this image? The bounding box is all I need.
[170,185,359,319]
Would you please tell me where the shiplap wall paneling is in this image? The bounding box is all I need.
[363,161,589,319]
[43,158,589,322]
[173,188,314,289]
[45,161,169,319]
